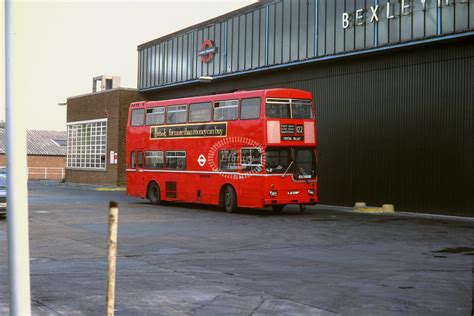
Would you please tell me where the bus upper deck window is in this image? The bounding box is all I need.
[214,100,238,121]
[167,105,187,124]
[146,107,165,125]
[240,98,261,120]
[266,99,290,118]
[131,109,145,126]
[189,102,212,123]
[291,100,313,119]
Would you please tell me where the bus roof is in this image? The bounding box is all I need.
[130,88,312,109]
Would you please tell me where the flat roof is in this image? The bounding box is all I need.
[137,1,274,50]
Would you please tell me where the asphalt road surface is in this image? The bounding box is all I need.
[0,181,473,315]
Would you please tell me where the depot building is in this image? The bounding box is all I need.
[66,0,474,217]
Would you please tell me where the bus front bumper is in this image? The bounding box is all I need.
[264,197,318,206]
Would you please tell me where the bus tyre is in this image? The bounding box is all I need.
[272,205,285,212]
[148,182,161,205]
[224,186,237,213]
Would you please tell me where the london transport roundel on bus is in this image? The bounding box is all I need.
[198,154,206,167]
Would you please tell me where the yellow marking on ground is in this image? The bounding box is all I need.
[353,206,395,214]
[96,187,126,192]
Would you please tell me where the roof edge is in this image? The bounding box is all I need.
[137,1,275,50]
[67,87,138,101]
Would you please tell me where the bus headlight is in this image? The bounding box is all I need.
[269,190,278,197]
[308,189,315,195]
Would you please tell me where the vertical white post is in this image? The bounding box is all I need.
[106,201,119,316]
[5,1,32,315]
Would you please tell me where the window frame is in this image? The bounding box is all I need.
[166,104,188,124]
[218,149,238,171]
[130,108,145,126]
[66,119,107,171]
[165,151,187,170]
[213,100,239,121]
[144,150,165,169]
[265,147,291,174]
[240,147,263,172]
[188,102,213,123]
[130,151,136,169]
[145,106,166,126]
[240,97,261,120]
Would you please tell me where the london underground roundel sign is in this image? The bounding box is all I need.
[198,39,217,64]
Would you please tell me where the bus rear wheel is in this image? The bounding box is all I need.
[272,205,285,212]
[224,186,237,213]
[147,182,161,205]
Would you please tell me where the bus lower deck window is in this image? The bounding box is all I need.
[130,151,136,169]
[241,148,262,172]
[219,150,238,171]
[165,151,186,170]
[145,151,164,169]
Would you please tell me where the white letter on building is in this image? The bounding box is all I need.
[386,2,394,19]
[355,9,364,25]
[401,0,410,15]
[370,5,379,23]
[342,12,350,29]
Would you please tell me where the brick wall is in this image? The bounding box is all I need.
[65,89,141,186]
[0,154,66,180]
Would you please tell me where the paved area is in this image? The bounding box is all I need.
[0,181,473,315]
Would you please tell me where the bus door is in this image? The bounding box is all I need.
[136,150,145,197]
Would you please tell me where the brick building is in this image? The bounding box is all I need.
[65,87,141,186]
[0,129,67,180]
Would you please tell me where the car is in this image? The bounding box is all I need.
[0,174,6,217]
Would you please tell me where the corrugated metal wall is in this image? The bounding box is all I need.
[143,39,474,217]
[138,0,474,90]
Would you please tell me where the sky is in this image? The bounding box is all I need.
[1,0,257,131]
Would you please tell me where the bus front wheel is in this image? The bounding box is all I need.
[147,182,161,205]
[224,186,237,213]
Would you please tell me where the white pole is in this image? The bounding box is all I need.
[5,0,32,315]
[106,201,119,316]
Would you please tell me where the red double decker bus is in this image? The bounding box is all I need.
[126,88,317,213]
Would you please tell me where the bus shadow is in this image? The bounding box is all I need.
[135,200,310,217]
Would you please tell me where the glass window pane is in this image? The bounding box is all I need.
[291,100,313,119]
[131,109,145,126]
[189,102,212,123]
[218,150,238,171]
[240,97,261,120]
[265,148,290,173]
[137,152,143,168]
[145,151,164,169]
[266,101,290,118]
[295,148,316,179]
[214,100,238,121]
[146,107,165,125]
[241,148,262,172]
[166,104,187,124]
[165,151,186,170]
[66,120,107,170]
